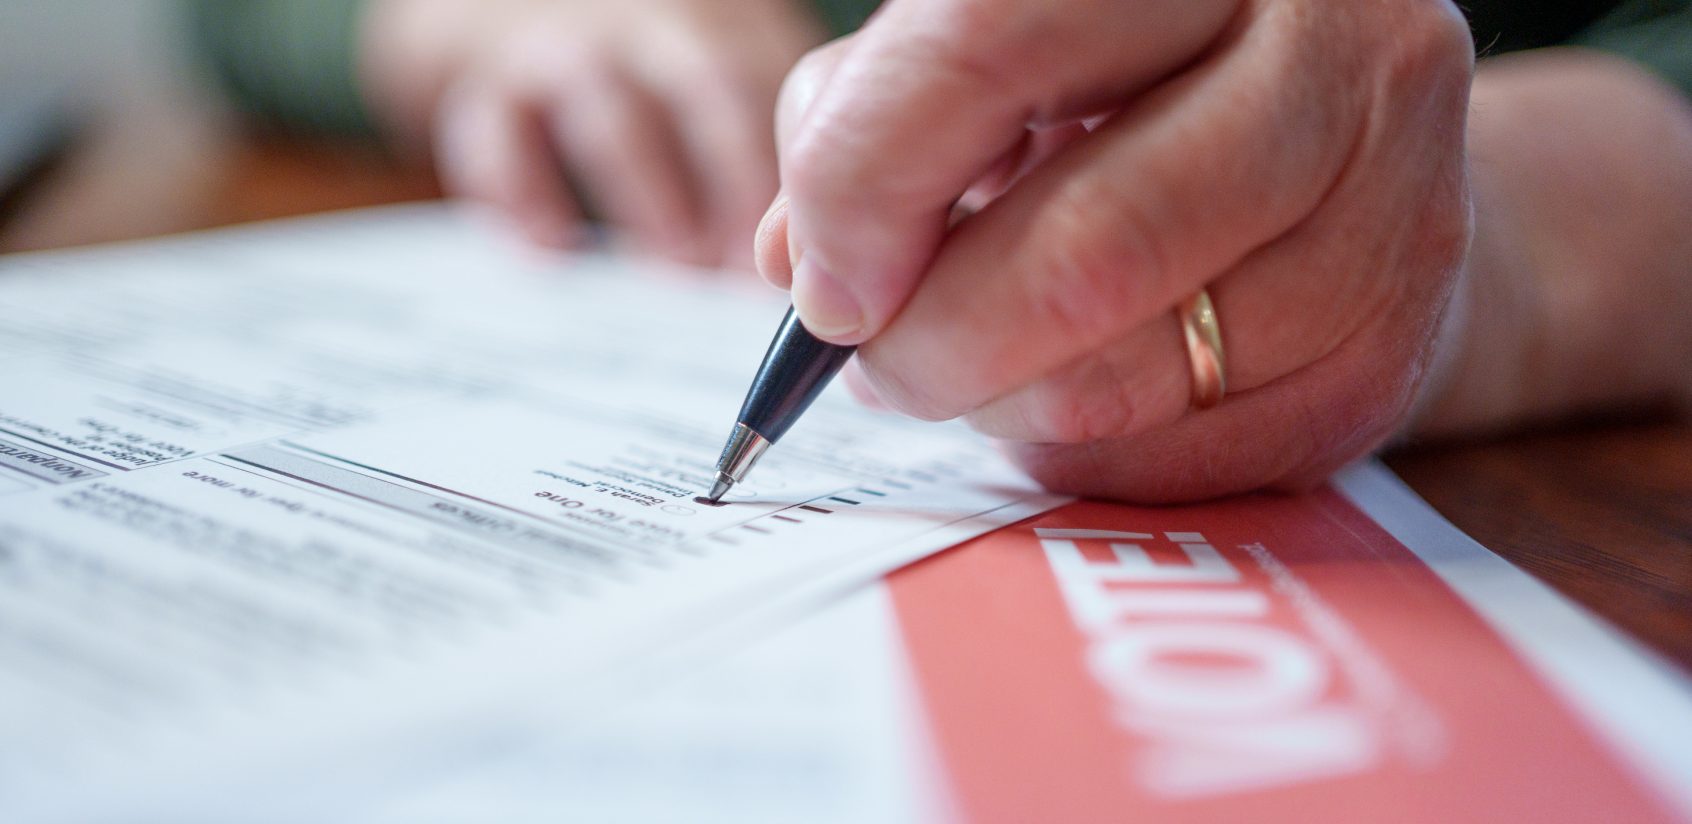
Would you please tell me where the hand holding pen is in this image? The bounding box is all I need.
[721,0,1477,503]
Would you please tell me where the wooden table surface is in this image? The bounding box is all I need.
[6,112,1690,672]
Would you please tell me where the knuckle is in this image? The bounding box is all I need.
[918,3,1023,92]
[776,39,850,122]
[888,0,1066,106]
[787,43,841,91]
[782,131,866,210]
[1377,2,1475,91]
[1424,2,1479,67]
[504,25,597,82]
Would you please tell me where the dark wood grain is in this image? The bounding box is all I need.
[8,124,1690,673]
[206,136,442,227]
[1387,421,1692,670]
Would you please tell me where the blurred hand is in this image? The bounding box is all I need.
[756,0,1476,501]
[363,0,825,268]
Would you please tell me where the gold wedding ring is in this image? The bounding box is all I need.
[1178,289,1226,409]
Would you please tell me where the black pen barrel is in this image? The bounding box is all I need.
[736,307,856,443]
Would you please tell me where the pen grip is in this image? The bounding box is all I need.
[737,307,856,443]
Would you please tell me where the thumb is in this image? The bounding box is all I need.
[753,36,858,288]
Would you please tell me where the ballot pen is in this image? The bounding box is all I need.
[700,306,855,504]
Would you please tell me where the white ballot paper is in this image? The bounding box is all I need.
[0,206,1067,822]
[334,461,1692,824]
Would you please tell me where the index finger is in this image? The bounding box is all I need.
[778,0,1238,343]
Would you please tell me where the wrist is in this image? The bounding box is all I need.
[1407,48,1692,440]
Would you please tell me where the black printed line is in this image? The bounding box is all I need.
[798,505,832,514]
[0,427,133,471]
[828,497,861,505]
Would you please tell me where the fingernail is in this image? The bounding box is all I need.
[791,254,864,340]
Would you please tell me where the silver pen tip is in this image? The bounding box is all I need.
[704,423,771,506]
[706,478,732,504]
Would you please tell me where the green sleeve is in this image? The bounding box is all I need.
[187,0,372,135]
[812,0,883,38]
[1574,0,1692,99]
[187,0,884,136]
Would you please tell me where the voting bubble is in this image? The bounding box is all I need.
[662,505,696,516]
